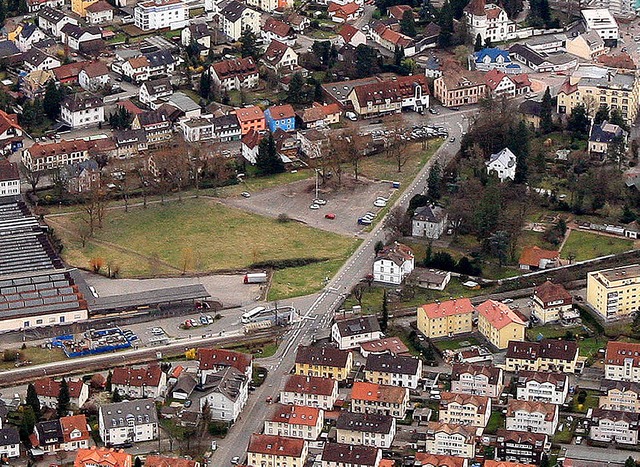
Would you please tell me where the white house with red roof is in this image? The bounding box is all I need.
[484,68,516,98]
[210,57,259,91]
[264,404,324,440]
[112,365,167,399]
[0,109,23,153]
[262,16,295,45]
[78,60,111,92]
[328,1,361,22]
[338,23,366,47]
[0,160,20,197]
[373,242,414,284]
[263,40,299,73]
[33,377,89,410]
[197,348,253,383]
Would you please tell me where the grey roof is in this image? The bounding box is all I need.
[142,77,173,96]
[62,92,103,112]
[589,120,626,144]
[38,6,66,23]
[91,284,209,312]
[413,205,446,223]
[136,110,170,127]
[34,420,63,447]
[20,23,39,41]
[519,99,542,117]
[99,399,158,428]
[172,373,197,398]
[212,113,240,129]
[221,0,248,22]
[336,411,394,434]
[23,48,49,67]
[488,147,516,167]
[201,366,246,402]
[188,22,210,40]
[321,443,380,466]
[60,159,99,181]
[144,49,175,68]
[60,22,83,39]
[0,40,19,58]
[114,129,147,146]
[166,92,201,113]
[0,428,19,447]
[334,315,380,338]
[365,353,420,376]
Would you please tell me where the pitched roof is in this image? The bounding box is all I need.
[333,315,380,338]
[495,428,547,445]
[211,57,258,80]
[0,428,19,448]
[283,374,337,396]
[475,47,510,63]
[82,60,109,78]
[74,447,132,467]
[263,39,292,66]
[601,379,640,394]
[484,68,510,91]
[220,0,250,22]
[419,298,474,320]
[60,414,90,443]
[235,105,265,123]
[506,339,578,362]
[534,281,571,306]
[85,0,113,12]
[201,366,247,402]
[145,456,198,467]
[589,120,626,144]
[295,345,351,368]
[464,0,486,16]
[263,16,293,38]
[33,377,86,399]
[440,391,489,411]
[518,246,559,267]
[351,381,407,404]
[598,51,636,70]
[267,403,321,427]
[98,399,158,428]
[0,159,19,182]
[413,205,446,223]
[477,300,526,330]
[126,55,150,70]
[198,348,252,374]
[112,365,164,388]
[426,421,476,440]
[339,24,361,44]
[375,241,414,266]
[606,341,640,367]
[388,4,412,19]
[506,399,557,420]
[53,61,89,81]
[379,26,413,47]
[321,443,380,466]
[414,453,468,467]
[61,92,103,112]
[247,434,305,457]
[242,128,262,149]
[267,104,295,120]
[516,370,567,390]
[328,1,360,17]
[451,363,502,385]
[336,411,394,433]
[591,408,640,424]
[360,337,410,356]
[365,353,420,375]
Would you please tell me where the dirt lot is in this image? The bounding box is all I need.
[222,175,397,236]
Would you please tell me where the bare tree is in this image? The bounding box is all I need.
[153,142,191,202]
[384,118,410,172]
[134,158,151,208]
[19,162,41,198]
[383,206,410,240]
[338,126,366,181]
[82,186,107,236]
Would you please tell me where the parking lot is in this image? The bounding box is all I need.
[224,176,400,237]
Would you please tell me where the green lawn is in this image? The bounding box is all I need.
[485,412,505,434]
[568,389,600,413]
[0,346,67,370]
[433,335,481,351]
[219,171,312,198]
[560,230,634,261]
[48,199,359,286]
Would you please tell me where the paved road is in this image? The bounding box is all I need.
[209,111,470,466]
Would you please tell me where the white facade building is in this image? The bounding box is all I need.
[589,408,639,444]
[486,147,517,181]
[98,399,158,445]
[134,0,188,31]
[506,400,559,436]
[515,371,569,405]
[581,9,619,42]
[0,160,20,197]
[332,316,382,350]
[372,242,414,285]
[336,412,396,448]
[60,93,104,129]
[264,404,324,440]
[464,0,515,43]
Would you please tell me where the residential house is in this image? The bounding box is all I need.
[505,339,582,374]
[181,23,211,55]
[21,69,54,98]
[600,380,640,413]
[589,408,639,444]
[264,404,324,440]
[588,265,640,321]
[484,68,516,98]
[566,30,607,60]
[263,40,299,73]
[134,0,188,31]
[287,12,310,32]
[265,104,296,133]
[0,160,20,197]
[219,1,260,41]
[297,129,329,159]
[557,66,639,126]
[38,7,78,38]
[581,9,619,45]
[246,0,292,12]
[180,114,241,143]
[234,105,266,135]
[350,381,409,418]
[531,281,573,324]
[598,51,636,70]
[294,345,353,382]
[519,100,543,129]
[262,16,295,45]
[518,246,559,271]
[0,110,23,155]
[410,268,452,291]
[74,447,132,467]
[360,337,410,358]
[139,78,174,107]
[336,411,396,448]
[515,370,569,405]
[22,139,91,172]
[373,241,415,285]
[328,2,361,22]
[247,434,308,467]
[505,400,559,435]
[78,61,111,92]
[241,129,261,163]
[60,24,102,51]
[59,159,100,194]
[113,129,148,158]
[464,0,515,43]
[477,300,526,350]
[332,315,382,350]
[131,110,173,145]
[434,69,487,107]
[605,341,640,382]
[346,74,430,117]
[60,93,104,129]
[338,24,366,48]
[417,298,474,339]
[295,102,340,129]
[118,50,178,83]
[370,21,414,56]
[112,365,166,399]
[425,422,477,458]
[486,147,516,181]
[588,120,628,156]
[414,454,468,467]
[197,348,252,382]
[98,399,159,445]
[85,0,114,24]
[281,374,338,410]
[495,429,550,465]
[411,205,448,238]
[321,443,382,467]
[198,366,248,422]
[23,48,61,72]
[364,353,423,389]
[509,44,577,73]
[0,428,19,459]
[71,0,97,17]
[32,415,90,454]
[450,363,504,398]
[438,392,491,427]
[210,57,259,92]
[26,0,63,12]
[33,377,89,410]
[31,420,64,454]
[388,4,412,19]
[485,462,539,467]
[15,23,46,52]
[473,47,516,72]
[211,114,242,141]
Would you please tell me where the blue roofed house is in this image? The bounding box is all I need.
[588,120,627,157]
[473,47,520,73]
[264,104,296,132]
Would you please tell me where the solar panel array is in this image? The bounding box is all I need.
[0,200,62,276]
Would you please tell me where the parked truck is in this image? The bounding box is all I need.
[243,272,268,284]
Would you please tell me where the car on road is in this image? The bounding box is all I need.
[199,315,208,325]
[189,319,199,327]
[358,217,372,225]
[575,436,582,445]
[151,327,164,335]
[451,106,460,111]
[309,203,320,210]
[502,298,514,304]
[314,198,327,205]
[231,457,241,465]
[241,191,251,198]
[325,213,336,219]
[449,137,456,142]
[428,107,438,114]
[205,314,214,324]
[373,199,387,207]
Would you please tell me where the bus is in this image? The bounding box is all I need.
[241,306,266,324]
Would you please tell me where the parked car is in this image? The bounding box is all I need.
[314,199,327,205]
[309,203,320,210]
[205,315,214,324]
[231,457,241,465]
[241,191,251,198]
[373,199,386,207]
[199,315,208,325]
[429,107,437,114]
[325,213,336,219]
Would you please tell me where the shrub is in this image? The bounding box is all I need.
[208,421,229,436]
[3,350,18,362]
[277,213,291,223]
[249,257,328,269]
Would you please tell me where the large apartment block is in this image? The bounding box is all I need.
[587,264,640,320]
[605,341,640,382]
[417,298,474,338]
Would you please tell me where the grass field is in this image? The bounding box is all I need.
[433,335,481,351]
[269,257,350,301]
[560,230,634,261]
[485,412,505,435]
[0,346,66,370]
[48,199,359,287]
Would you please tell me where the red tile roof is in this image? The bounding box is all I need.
[263,16,293,38]
[198,348,252,374]
[85,0,113,12]
[351,381,407,404]
[74,447,132,467]
[419,298,474,320]
[28,139,91,159]
[328,1,360,18]
[606,341,640,367]
[127,56,150,70]
[414,453,468,467]
[112,365,163,388]
[339,24,361,44]
[440,392,490,411]
[360,337,410,356]
[33,377,85,399]
[534,281,571,306]
[53,61,90,82]
[267,403,321,427]
[388,4,412,19]
[380,27,413,47]
[506,399,557,421]
[247,434,305,458]
[283,374,337,396]
[519,246,559,268]
[484,68,509,91]
[234,105,265,124]
[598,52,636,70]
[263,39,291,66]
[267,104,295,120]
[145,456,199,467]
[464,0,486,16]
[477,300,526,330]
[60,415,90,443]
[82,60,110,78]
[211,57,258,81]
[0,159,19,182]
